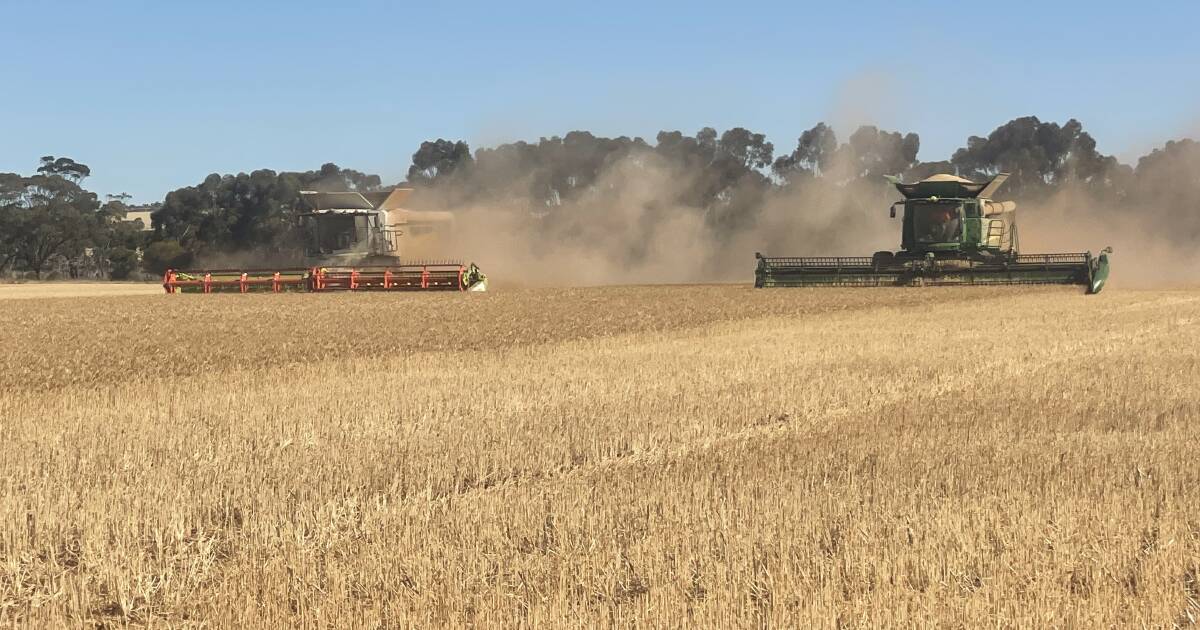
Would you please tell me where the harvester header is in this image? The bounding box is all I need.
[163,262,487,294]
[755,173,1111,293]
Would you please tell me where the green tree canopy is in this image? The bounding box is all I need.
[152,163,383,255]
[951,116,1126,198]
[0,160,107,277]
[408,139,473,185]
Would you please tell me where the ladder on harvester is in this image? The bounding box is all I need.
[986,220,1018,252]
[986,221,1005,250]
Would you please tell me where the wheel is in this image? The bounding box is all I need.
[871,251,895,268]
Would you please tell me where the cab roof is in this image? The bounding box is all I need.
[298,188,416,215]
[893,173,1009,199]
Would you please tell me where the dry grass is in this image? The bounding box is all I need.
[1,285,1198,627]
[0,282,162,301]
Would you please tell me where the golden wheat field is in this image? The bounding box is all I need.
[1,284,1198,628]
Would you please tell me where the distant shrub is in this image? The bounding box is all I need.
[141,240,193,275]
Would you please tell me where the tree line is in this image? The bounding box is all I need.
[2,116,1197,279]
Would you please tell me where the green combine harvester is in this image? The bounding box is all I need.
[755,173,1111,293]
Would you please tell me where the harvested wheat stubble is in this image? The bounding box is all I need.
[1,285,1198,628]
[0,282,162,300]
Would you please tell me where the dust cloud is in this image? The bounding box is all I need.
[1022,187,1200,290]
[423,153,902,288]
[436,153,716,286]
[432,140,1198,290]
[191,129,1198,291]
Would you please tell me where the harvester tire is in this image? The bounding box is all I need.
[871,251,895,269]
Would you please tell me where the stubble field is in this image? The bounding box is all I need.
[1,284,1198,627]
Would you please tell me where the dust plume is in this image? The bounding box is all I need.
[181,126,1199,291]
[827,69,910,146]
[1019,137,1200,289]
[1022,189,1200,290]
[418,150,902,287]
[426,132,1199,290]
[428,152,720,286]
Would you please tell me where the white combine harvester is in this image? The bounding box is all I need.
[163,188,487,293]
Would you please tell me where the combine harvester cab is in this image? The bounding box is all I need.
[754,173,1111,294]
[162,188,488,294]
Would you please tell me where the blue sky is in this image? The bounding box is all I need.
[2,1,1197,202]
